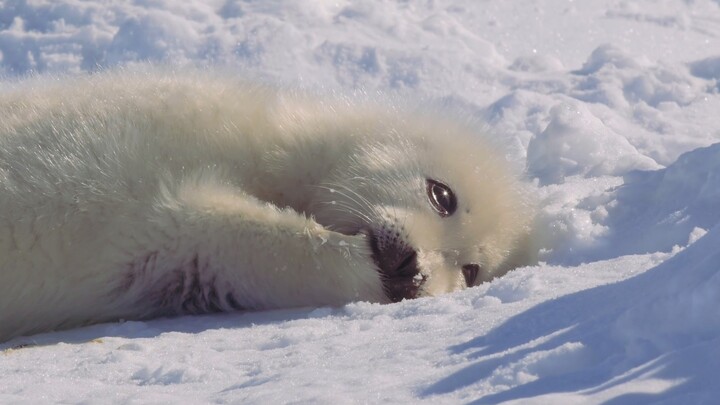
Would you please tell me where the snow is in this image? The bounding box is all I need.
[2,0,720,403]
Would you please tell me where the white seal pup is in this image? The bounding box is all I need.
[0,70,533,341]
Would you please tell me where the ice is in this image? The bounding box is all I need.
[2,0,720,403]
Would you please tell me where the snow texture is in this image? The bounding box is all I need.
[2,0,720,403]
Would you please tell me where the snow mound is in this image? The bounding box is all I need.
[527,100,660,185]
[600,142,720,256]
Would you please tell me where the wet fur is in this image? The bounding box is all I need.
[0,70,533,341]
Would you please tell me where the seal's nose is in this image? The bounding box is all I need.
[368,231,424,303]
[462,263,480,287]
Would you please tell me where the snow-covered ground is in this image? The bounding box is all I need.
[2,0,720,403]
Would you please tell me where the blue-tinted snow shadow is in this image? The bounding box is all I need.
[422,224,720,404]
[422,279,635,402]
[0,306,336,350]
[554,143,720,267]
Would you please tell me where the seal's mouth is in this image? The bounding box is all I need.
[366,229,426,303]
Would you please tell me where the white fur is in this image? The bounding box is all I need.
[0,69,533,341]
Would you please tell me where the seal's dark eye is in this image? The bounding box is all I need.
[426,179,457,217]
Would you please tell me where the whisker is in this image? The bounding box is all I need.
[315,183,376,220]
[317,201,374,225]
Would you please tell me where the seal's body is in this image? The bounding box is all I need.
[0,71,532,341]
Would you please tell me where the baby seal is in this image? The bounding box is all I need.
[0,70,533,341]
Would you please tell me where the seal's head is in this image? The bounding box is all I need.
[309,114,533,302]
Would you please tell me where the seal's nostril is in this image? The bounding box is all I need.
[462,264,480,287]
[395,250,417,277]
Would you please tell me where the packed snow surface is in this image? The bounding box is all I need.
[2,0,720,403]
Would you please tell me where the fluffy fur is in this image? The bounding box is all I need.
[0,70,533,341]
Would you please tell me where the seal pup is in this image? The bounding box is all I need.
[0,70,533,341]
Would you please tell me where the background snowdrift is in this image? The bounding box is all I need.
[2,0,720,403]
